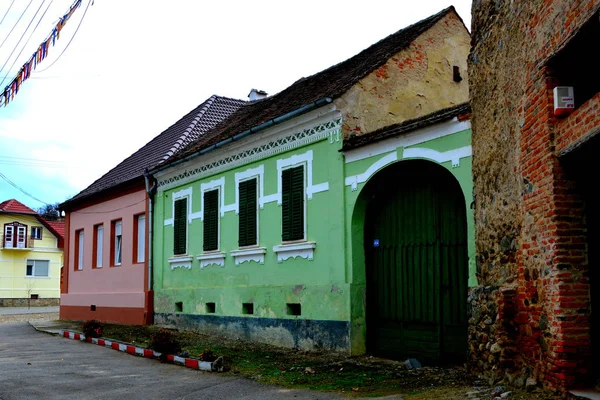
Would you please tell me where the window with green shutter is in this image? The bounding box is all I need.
[203,189,219,251]
[238,178,258,247]
[281,165,304,241]
[173,198,187,255]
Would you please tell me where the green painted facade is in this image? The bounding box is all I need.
[151,105,475,353]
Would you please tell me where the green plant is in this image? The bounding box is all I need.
[82,319,103,338]
[198,349,217,362]
[148,328,181,357]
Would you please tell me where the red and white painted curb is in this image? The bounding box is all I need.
[58,330,223,372]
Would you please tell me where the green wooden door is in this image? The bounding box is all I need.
[365,163,468,364]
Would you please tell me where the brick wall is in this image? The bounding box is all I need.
[469,0,600,392]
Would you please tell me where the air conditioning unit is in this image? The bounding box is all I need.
[553,86,575,117]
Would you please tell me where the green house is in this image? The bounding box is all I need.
[148,7,475,361]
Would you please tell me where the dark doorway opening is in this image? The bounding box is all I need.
[562,132,600,385]
[363,160,468,364]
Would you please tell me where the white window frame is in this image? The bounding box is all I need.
[95,225,103,268]
[136,214,145,263]
[26,259,49,277]
[31,226,43,240]
[77,230,84,270]
[114,220,122,266]
[16,225,26,248]
[4,225,14,248]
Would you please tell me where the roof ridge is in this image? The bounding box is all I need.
[162,95,218,161]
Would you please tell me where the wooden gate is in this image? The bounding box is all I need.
[365,162,467,363]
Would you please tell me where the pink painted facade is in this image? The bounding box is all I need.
[60,188,151,324]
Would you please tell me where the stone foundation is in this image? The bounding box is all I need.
[0,298,59,307]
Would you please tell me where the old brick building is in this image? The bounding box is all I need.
[469,0,600,392]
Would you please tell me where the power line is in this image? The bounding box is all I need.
[0,0,34,52]
[0,0,48,88]
[0,171,49,205]
[0,0,16,27]
[34,0,90,74]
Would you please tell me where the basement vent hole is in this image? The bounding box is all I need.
[286,303,301,316]
[90,304,96,311]
[175,302,183,312]
[205,302,216,313]
[242,303,254,315]
[30,294,39,299]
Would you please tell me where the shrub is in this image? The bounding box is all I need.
[198,349,217,362]
[148,328,181,357]
[82,319,103,338]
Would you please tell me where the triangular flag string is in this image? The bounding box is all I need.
[0,0,83,108]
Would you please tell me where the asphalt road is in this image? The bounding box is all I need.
[0,323,343,400]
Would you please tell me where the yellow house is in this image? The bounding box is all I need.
[0,199,64,306]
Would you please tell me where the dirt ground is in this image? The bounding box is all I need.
[0,312,58,324]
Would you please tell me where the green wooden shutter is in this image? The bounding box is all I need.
[203,190,219,251]
[173,198,187,255]
[282,166,304,241]
[239,178,257,247]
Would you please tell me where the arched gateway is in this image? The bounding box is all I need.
[362,160,468,363]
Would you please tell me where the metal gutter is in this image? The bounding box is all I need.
[149,97,333,176]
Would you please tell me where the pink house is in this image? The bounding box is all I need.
[60,96,244,324]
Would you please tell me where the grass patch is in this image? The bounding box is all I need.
[73,322,562,399]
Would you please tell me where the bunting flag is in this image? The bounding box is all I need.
[0,0,83,108]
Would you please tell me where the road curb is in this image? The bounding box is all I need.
[58,330,223,372]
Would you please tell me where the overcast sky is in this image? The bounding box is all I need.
[0,0,472,211]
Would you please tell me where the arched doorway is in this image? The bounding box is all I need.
[363,160,468,364]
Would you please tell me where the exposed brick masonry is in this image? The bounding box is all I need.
[469,0,600,392]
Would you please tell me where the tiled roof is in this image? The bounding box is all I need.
[0,199,65,241]
[341,102,471,151]
[44,220,65,239]
[168,7,458,164]
[63,95,245,206]
[0,199,37,214]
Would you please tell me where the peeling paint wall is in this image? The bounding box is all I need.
[335,12,470,138]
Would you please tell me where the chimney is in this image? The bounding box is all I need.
[248,88,268,101]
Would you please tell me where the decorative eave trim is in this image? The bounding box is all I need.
[272,242,316,263]
[168,256,192,270]
[196,252,226,269]
[230,247,266,266]
[156,111,342,192]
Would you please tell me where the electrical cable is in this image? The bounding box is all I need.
[0,0,51,89]
[34,0,90,74]
[0,171,49,205]
[0,0,16,27]
[0,0,34,52]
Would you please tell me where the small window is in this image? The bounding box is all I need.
[134,214,145,263]
[93,225,103,268]
[281,165,304,241]
[112,220,122,266]
[548,10,600,108]
[203,189,219,251]
[173,198,187,256]
[31,226,42,240]
[26,260,49,277]
[75,229,84,270]
[238,178,258,247]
